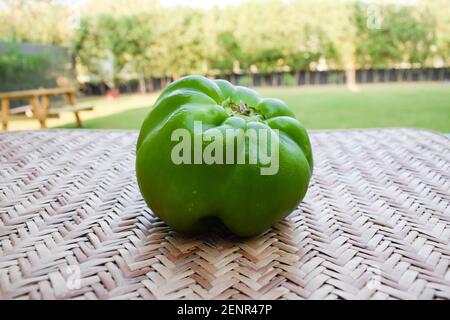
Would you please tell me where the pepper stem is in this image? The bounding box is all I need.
[223,98,255,117]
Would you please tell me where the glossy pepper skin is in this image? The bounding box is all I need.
[136,75,313,237]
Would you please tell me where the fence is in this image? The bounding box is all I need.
[80,67,450,96]
[0,41,75,92]
[0,41,76,108]
[0,43,447,97]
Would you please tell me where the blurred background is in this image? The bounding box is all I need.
[0,0,449,132]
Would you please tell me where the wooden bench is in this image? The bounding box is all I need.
[0,87,93,130]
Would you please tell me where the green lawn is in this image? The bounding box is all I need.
[61,82,450,132]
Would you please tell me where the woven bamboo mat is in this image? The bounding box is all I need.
[0,129,449,300]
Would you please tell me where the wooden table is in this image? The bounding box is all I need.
[0,87,91,130]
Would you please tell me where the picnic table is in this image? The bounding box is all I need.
[0,87,93,130]
[0,128,449,300]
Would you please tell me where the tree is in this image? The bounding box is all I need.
[74,14,145,88]
[418,0,449,66]
[3,0,447,88]
[0,0,69,45]
[355,2,438,68]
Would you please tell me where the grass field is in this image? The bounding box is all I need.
[4,82,449,132]
[261,83,450,132]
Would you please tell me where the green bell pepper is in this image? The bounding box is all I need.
[136,75,313,237]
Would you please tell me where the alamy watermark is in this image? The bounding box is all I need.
[171,121,280,175]
[366,4,382,30]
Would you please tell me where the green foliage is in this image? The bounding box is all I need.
[213,31,243,73]
[1,0,448,82]
[282,73,296,86]
[73,14,143,87]
[0,46,44,76]
[237,75,251,87]
[328,72,341,84]
[0,0,69,45]
[0,44,50,91]
[355,2,438,67]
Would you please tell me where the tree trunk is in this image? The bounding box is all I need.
[139,73,147,94]
[345,61,359,92]
[146,78,154,93]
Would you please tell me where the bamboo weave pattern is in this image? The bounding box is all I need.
[0,129,449,299]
